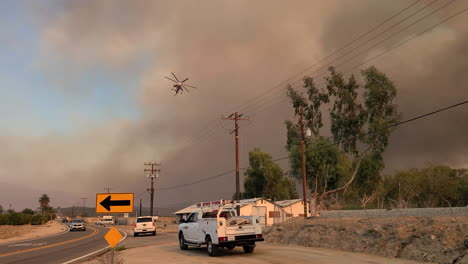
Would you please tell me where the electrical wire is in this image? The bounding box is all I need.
[154,0,431,163]
[236,0,441,115]
[226,0,426,115]
[154,99,468,190]
[244,2,468,117]
[153,1,468,182]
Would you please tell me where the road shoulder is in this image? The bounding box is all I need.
[0,221,68,245]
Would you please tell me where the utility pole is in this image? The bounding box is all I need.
[299,107,308,218]
[222,112,249,215]
[144,162,160,216]
[80,198,87,217]
[104,187,112,193]
[139,198,142,217]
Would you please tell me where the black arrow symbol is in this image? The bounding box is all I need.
[100,196,131,211]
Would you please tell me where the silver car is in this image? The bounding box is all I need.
[69,219,86,231]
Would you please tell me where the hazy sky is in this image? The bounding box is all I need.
[0,0,467,211]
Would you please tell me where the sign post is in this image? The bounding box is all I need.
[97,193,132,263]
[104,227,123,264]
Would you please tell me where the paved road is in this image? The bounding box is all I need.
[116,226,173,249]
[0,225,119,264]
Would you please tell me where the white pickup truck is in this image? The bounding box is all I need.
[178,204,264,256]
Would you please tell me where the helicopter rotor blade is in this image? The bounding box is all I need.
[183,86,190,93]
[183,84,197,89]
[171,72,180,82]
[181,78,189,83]
[164,76,177,83]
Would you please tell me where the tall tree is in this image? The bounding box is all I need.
[38,194,50,214]
[244,148,297,201]
[286,66,400,216]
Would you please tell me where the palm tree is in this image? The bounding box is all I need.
[38,194,50,214]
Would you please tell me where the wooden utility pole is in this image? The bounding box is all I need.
[80,198,88,217]
[139,198,142,217]
[299,107,308,218]
[222,112,249,215]
[144,162,160,216]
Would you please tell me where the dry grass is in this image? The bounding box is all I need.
[264,216,468,264]
[97,252,125,264]
[0,221,67,244]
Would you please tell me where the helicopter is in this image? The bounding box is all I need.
[164,72,197,95]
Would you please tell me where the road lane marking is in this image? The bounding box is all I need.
[8,242,48,247]
[61,230,127,264]
[0,227,99,257]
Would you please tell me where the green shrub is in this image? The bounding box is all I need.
[9,213,33,225]
[0,214,8,225]
[31,214,44,225]
[114,246,126,251]
[0,213,43,225]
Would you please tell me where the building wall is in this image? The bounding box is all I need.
[281,201,310,217]
[239,199,285,226]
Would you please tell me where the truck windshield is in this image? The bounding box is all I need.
[137,217,152,223]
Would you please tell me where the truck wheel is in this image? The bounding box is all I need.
[134,232,138,237]
[206,237,219,257]
[152,231,156,236]
[179,233,188,250]
[243,245,255,253]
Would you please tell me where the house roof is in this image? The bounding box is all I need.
[275,199,303,207]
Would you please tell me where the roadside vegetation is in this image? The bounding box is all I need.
[242,66,467,213]
[241,148,297,200]
[0,194,56,225]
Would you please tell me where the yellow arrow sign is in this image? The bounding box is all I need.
[105,227,123,248]
[96,193,134,213]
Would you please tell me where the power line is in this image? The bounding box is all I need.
[236,0,441,115]
[228,0,426,115]
[155,169,238,191]
[290,0,459,87]
[154,1,467,174]
[159,120,223,162]
[153,1,430,163]
[272,99,468,163]
[244,2,468,117]
[155,99,468,191]
[286,0,446,86]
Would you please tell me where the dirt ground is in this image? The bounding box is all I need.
[85,240,426,264]
[0,221,67,244]
[264,216,468,264]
